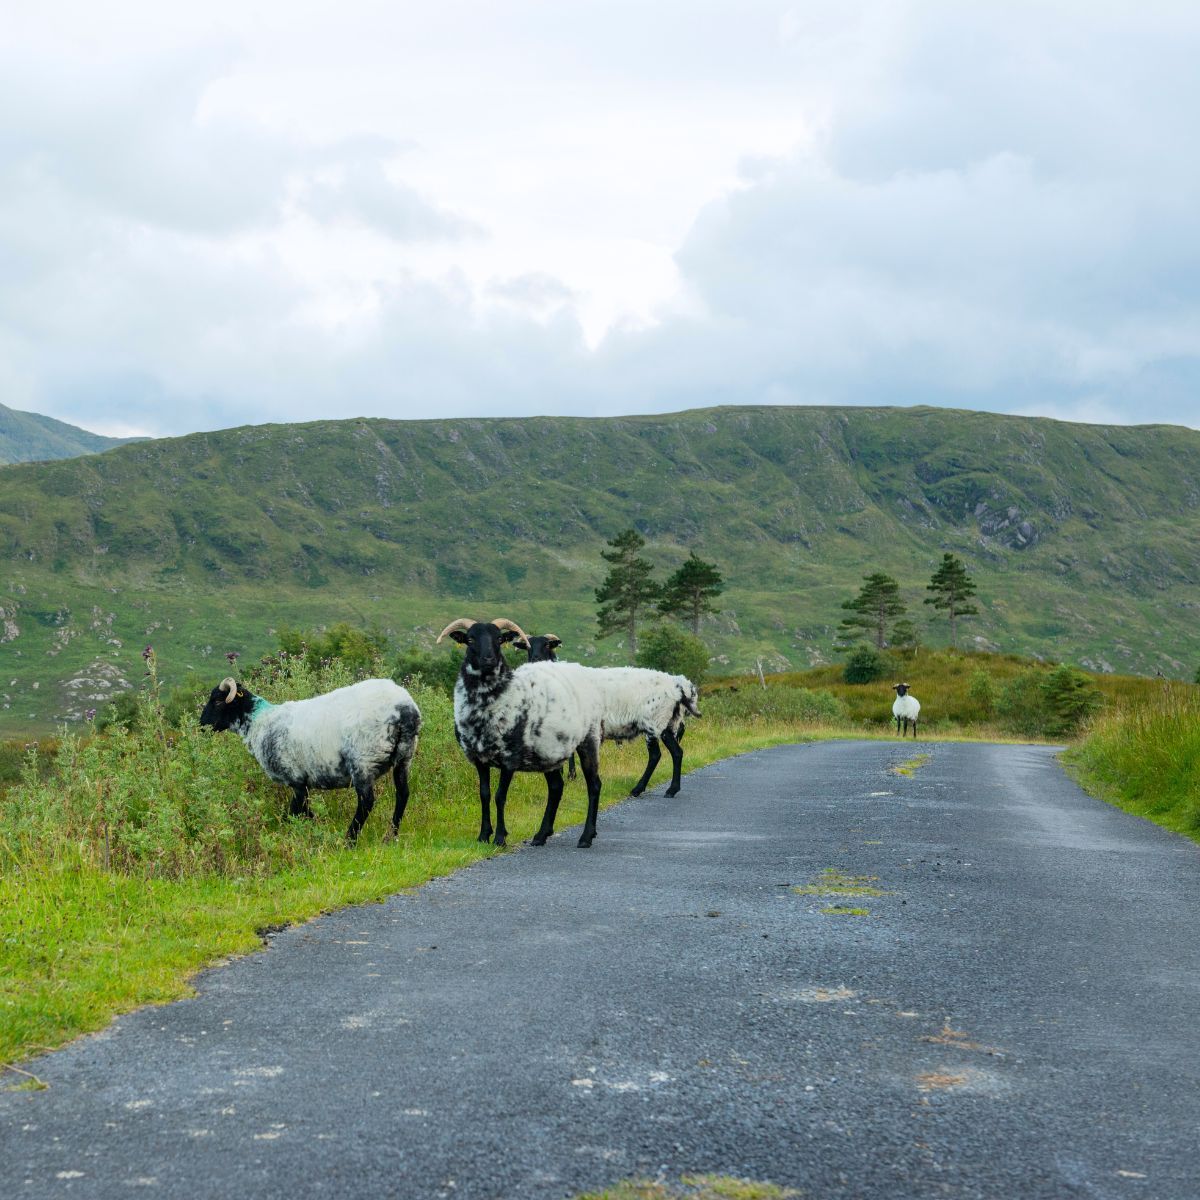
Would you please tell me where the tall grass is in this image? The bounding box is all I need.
[0,655,850,1067]
[1065,684,1200,840]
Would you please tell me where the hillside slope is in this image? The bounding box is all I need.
[0,402,138,464]
[1,405,1197,730]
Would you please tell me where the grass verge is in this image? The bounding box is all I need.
[1062,684,1200,843]
[0,683,835,1069]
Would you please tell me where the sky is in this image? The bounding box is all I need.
[2,0,1197,438]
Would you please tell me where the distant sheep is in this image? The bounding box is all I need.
[436,618,605,848]
[891,682,920,737]
[200,676,421,843]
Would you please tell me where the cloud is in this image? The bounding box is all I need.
[0,0,1196,436]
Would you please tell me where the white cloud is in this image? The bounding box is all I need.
[0,0,1196,436]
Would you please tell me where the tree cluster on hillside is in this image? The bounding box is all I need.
[594,530,723,679]
[837,553,979,660]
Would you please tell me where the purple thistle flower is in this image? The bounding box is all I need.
[84,708,97,721]
[142,645,154,661]
[226,651,240,665]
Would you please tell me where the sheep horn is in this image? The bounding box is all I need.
[542,633,561,643]
[490,617,531,647]
[436,618,478,644]
[219,676,238,703]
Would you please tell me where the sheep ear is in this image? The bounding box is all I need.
[498,629,522,645]
[546,636,562,649]
[447,630,469,645]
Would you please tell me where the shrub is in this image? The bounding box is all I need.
[967,669,996,716]
[704,685,847,726]
[392,645,462,695]
[635,625,709,684]
[996,665,1102,737]
[277,622,388,676]
[843,644,885,684]
[1040,665,1103,736]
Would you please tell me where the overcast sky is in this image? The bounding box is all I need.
[2,1,1197,437]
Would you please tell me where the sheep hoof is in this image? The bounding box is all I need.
[629,786,644,797]
[664,786,680,798]
[477,831,492,844]
[494,834,506,847]
[577,835,594,848]
[530,833,549,846]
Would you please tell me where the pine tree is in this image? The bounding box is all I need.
[658,551,724,636]
[924,553,979,648]
[595,529,661,660]
[838,572,907,649]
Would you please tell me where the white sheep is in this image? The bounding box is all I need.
[584,666,702,798]
[436,618,605,848]
[891,682,920,737]
[200,676,421,843]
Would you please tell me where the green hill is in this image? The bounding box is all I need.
[0,402,139,465]
[1,404,1197,733]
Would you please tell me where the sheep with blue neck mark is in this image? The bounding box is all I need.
[199,675,421,843]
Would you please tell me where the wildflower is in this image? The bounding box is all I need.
[142,645,154,661]
[84,708,97,721]
[226,651,240,665]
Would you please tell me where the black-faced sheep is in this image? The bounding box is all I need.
[891,682,920,737]
[436,618,604,848]
[199,676,421,844]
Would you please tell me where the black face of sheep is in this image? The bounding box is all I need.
[525,634,562,663]
[443,621,528,675]
[893,682,909,696]
[200,678,256,732]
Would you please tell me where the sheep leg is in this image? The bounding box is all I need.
[388,757,411,837]
[493,768,514,847]
[629,736,661,797]
[475,762,493,843]
[568,753,577,782]
[576,739,602,848]
[531,767,564,846]
[661,727,685,798]
[287,785,312,820]
[911,717,918,739]
[345,781,377,845]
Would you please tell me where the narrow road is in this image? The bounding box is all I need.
[3,742,1199,1199]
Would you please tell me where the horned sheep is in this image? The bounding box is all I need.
[436,618,605,848]
[199,676,421,843]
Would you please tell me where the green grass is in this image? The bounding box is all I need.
[819,905,870,916]
[890,752,931,776]
[791,868,887,897]
[1064,684,1200,841]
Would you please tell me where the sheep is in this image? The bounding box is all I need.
[586,666,702,798]
[436,617,605,848]
[523,633,576,780]
[199,676,421,844]
[892,682,920,737]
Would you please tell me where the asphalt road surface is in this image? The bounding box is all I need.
[4,741,1199,1199]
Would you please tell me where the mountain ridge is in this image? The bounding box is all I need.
[0,402,141,465]
[0,403,1197,731]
